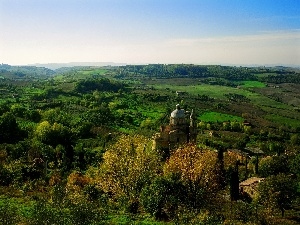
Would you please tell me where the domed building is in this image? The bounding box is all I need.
[170,104,186,125]
[153,104,197,154]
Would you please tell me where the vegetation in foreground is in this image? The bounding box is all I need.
[0,63,300,224]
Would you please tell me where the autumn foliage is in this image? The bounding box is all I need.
[96,134,161,209]
[164,144,222,192]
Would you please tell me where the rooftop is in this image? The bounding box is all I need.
[240,177,265,186]
[170,104,186,118]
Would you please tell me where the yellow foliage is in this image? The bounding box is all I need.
[35,121,51,137]
[66,171,91,202]
[97,134,161,199]
[164,144,220,190]
[224,151,242,169]
[67,171,91,188]
[0,149,7,163]
[49,171,62,186]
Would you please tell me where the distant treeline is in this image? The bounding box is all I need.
[0,64,55,78]
[117,64,255,80]
[1,63,300,84]
[259,73,300,84]
[74,78,127,93]
[117,64,300,83]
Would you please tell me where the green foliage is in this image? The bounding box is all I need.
[74,78,126,94]
[0,102,9,115]
[265,114,300,128]
[98,135,161,211]
[41,108,70,125]
[258,173,297,216]
[259,155,289,177]
[199,112,243,123]
[27,199,106,225]
[290,134,300,146]
[0,164,12,186]
[81,107,115,127]
[224,93,250,103]
[0,112,23,143]
[229,201,257,223]
[289,153,300,176]
[241,80,266,88]
[0,198,20,225]
[28,200,68,225]
[35,121,73,147]
[68,201,106,225]
[119,64,255,80]
[10,103,27,117]
[140,175,185,220]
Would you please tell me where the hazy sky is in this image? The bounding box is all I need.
[0,0,299,66]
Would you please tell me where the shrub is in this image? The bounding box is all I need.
[27,200,68,225]
[0,198,20,225]
[0,164,12,186]
[68,201,106,225]
[140,175,185,220]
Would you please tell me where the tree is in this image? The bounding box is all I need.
[269,142,285,156]
[164,144,222,209]
[140,175,185,220]
[34,121,74,169]
[0,112,22,143]
[97,135,161,212]
[229,161,241,201]
[10,104,26,118]
[165,145,219,186]
[290,134,300,146]
[35,121,72,147]
[259,155,289,177]
[257,173,297,217]
[289,153,300,176]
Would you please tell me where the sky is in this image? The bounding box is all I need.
[0,0,299,66]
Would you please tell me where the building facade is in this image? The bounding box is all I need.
[153,104,197,152]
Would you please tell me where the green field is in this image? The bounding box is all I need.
[153,83,293,110]
[54,68,109,81]
[199,111,243,122]
[241,80,266,88]
[264,114,300,128]
[154,83,245,99]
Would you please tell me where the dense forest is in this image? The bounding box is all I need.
[0,63,300,224]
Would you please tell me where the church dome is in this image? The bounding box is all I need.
[170,104,185,118]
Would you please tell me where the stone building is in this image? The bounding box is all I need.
[153,104,197,152]
[239,177,265,199]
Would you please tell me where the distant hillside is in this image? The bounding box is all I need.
[0,64,55,78]
[28,62,127,70]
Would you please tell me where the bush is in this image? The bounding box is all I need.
[140,175,185,220]
[0,198,20,225]
[28,200,68,225]
[28,199,107,225]
[259,155,289,177]
[0,164,12,186]
[68,201,106,225]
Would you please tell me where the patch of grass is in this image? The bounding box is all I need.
[246,93,293,110]
[153,83,247,99]
[79,68,107,75]
[264,114,300,128]
[107,214,170,224]
[153,83,292,110]
[199,111,243,123]
[260,106,300,121]
[241,80,266,88]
